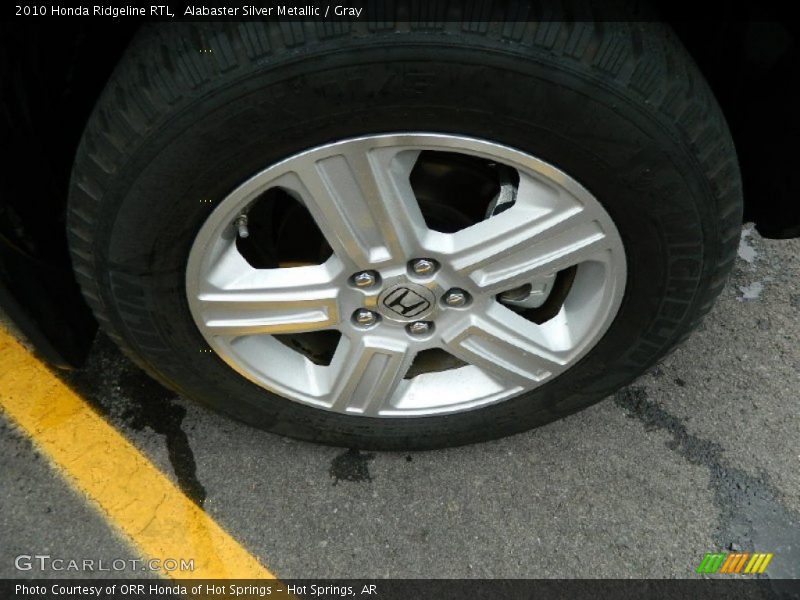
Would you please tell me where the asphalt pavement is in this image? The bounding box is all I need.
[1,224,798,580]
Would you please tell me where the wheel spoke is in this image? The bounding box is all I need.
[194,243,340,336]
[325,335,414,416]
[441,303,569,387]
[277,141,428,269]
[448,171,616,294]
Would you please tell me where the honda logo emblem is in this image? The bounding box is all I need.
[382,287,431,317]
[376,282,436,323]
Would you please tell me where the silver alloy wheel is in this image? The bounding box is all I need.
[186,134,626,417]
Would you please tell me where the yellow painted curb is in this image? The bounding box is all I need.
[0,326,274,580]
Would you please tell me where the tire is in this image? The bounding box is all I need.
[67,15,742,450]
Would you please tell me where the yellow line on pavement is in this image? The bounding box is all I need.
[0,326,274,580]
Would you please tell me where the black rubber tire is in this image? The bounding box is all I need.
[67,15,742,450]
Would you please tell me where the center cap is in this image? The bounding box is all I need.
[376,282,436,323]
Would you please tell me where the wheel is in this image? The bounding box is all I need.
[67,16,742,450]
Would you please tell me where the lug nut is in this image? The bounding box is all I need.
[353,309,378,327]
[407,321,433,336]
[353,271,378,288]
[444,288,469,307]
[411,258,437,276]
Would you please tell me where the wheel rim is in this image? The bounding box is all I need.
[186,133,627,417]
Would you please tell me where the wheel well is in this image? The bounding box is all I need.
[0,23,138,366]
[673,19,800,239]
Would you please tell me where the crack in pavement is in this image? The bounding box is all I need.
[614,386,800,582]
[117,368,207,509]
[64,335,207,509]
